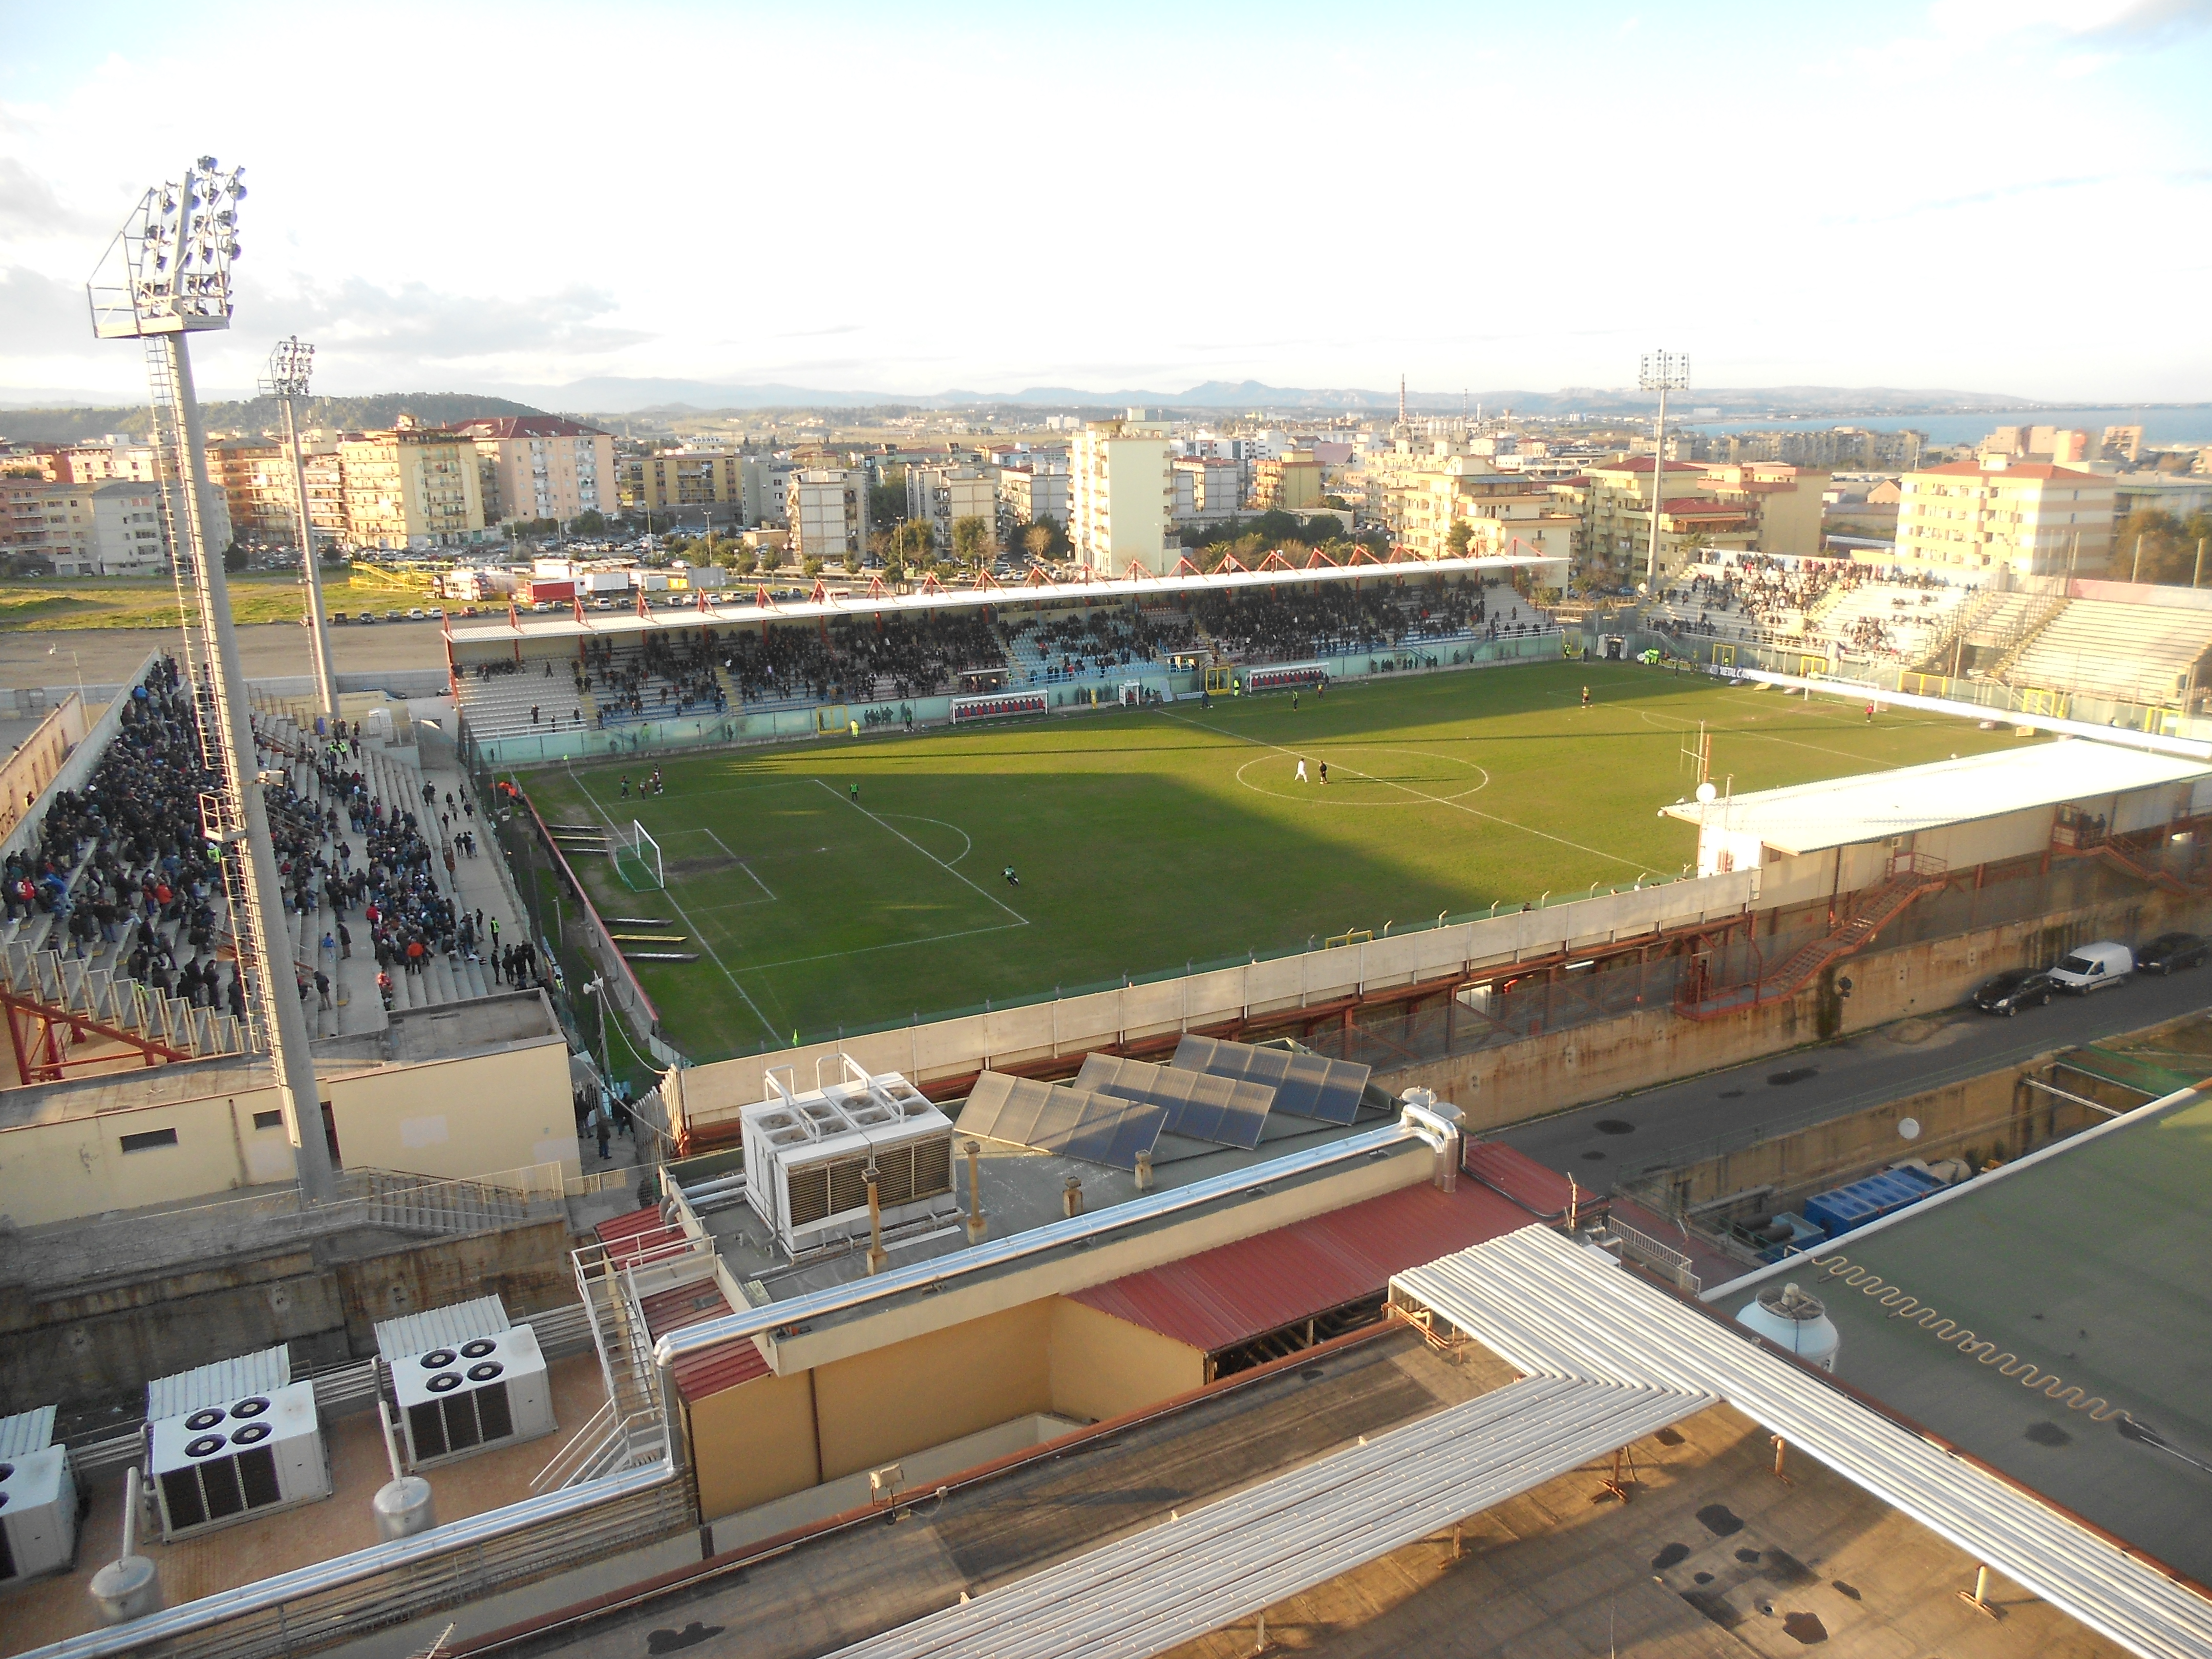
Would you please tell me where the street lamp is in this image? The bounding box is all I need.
[1639,351,1690,592]
[261,335,339,719]
[581,974,615,1125]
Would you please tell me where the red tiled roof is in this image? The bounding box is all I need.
[639,1279,769,1402]
[1916,461,2100,482]
[1067,1177,1535,1355]
[1662,498,1749,517]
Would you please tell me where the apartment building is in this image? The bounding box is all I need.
[788,469,869,562]
[3,480,167,574]
[1249,450,1323,512]
[1894,460,2115,576]
[338,419,487,550]
[996,463,1070,535]
[906,464,1001,551]
[1560,458,1755,583]
[208,438,300,545]
[1697,462,1830,558]
[743,457,796,527]
[449,416,615,527]
[1390,471,1579,565]
[1069,412,1172,577]
[1169,457,1243,526]
[635,448,742,522]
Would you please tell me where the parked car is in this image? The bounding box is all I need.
[327,613,346,626]
[356,611,377,623]
[406,607,427,620]
[384,609,404,621]
[426,605,445,619]
[2137,931,2208,975]
[2049,940,2134,993]
[1971,967,2057,1016]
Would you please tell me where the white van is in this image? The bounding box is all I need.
[2049,940,2133,993]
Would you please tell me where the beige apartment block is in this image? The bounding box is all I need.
[788,469,869,561]
[208,438,299,544]
[1894,461,2115,575]
[339,418,487,550]
[907,464,1001,551]
[998,463,1071,534]
[1249,450,1323,512]
[1069,413,1172,577]
[1698,462,1831,558]
[450,416,616,527]
[1563,457,1755,583]
[634,449,741,517]
[1169,457,1241,526]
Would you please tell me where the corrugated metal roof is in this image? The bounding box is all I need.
[0,1406,56,1457]
[640,1280,768,1403]
[146,1345,291,1422]
[372,1295,512,1362]
[1396,1227,2212,1659]
[1660,741,2210,856]
[596,1204,686,1266]
[1068,1177,1530,1356]
[1463,1141,1574,1219]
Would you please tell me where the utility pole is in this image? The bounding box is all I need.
[2132,534,2144,584]
[262,336,338,719]
[1639,351,1690,592]
[2195,538,2206,589]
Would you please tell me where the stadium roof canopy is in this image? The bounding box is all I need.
[1661,739,2212,856]
[444,552,1540,648]
[1708,1080,2212,1599]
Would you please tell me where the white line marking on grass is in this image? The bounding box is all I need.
[566,762,781,1044]
[702,827,778,899]
[1633,706,1936,767]
[725,919,1028,974]
[876,813,974,865]
[1164,710,1662,877]
[815,779,1029,925]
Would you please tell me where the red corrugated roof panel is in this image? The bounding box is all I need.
[1068,1177,1534,1355]
[1463,1142,1575,1219]
[595,1205,686,1267]
[640,1278,770,1402]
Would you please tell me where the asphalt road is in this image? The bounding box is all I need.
[1499,965,2212,1187]
[0,621,451,689]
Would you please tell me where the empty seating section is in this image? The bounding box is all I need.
[2009,600,2212,703]
[455,657,592,739]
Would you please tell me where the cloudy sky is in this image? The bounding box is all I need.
[3,0,2209,403]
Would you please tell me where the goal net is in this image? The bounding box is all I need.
[612,819,665,891]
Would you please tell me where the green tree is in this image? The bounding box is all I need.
[730,548,758,577]
[1024,522,1056,565]
[222,540,248,572]
[2117,508,2193,584]
[1445,520,1474,558]
[802,555,826,578]
[951,515,993,570]
[569,508,606,537]
[892,518,936,568]
[868,463,908,530]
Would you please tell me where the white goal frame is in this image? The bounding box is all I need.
[615,819,665,890]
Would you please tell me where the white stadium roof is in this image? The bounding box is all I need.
[443,552,1543,648]
[1662,739,2212,857]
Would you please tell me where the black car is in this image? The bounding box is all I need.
[2138,932,2209,975]
[1972,967,2057,1016]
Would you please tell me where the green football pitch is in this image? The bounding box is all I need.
[516,661,2019,1061]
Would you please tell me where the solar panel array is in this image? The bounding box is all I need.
[1171,1035,1372,1125]
[955,1072,1168,1172]
[1072,1054,1276,1150]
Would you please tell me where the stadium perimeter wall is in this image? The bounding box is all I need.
[664,871,1761,1134]
[1387,877,2212,1130]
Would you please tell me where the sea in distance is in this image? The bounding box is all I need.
[1681,405,2212,448]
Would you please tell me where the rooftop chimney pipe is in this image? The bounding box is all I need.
[1062,1175,1084,1218]
[865,1162,888,1275]
[963,1139,988,1244]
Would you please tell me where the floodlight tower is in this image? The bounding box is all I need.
[262,336,338,717]
[88,158,335,1202]
[1638,350,1690,592]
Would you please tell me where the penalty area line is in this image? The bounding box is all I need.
[816,778,1028,925]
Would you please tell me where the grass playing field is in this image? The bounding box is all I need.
[517,660,2022,1061]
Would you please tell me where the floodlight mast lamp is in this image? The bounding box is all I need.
[1639,350,1690,592]
[261,337,338,717]
[87,158,335,1204]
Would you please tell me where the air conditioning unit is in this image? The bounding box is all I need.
[741,1060,958,1258]
[394,1324,555,1469]
[151,1380,328,1540]
[0,1407,77,1585]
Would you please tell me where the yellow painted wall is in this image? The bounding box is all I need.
[688,1367,819,1522]
[0,1039,579,1229]
[811,1300,1052,1482]
[1046,1297,1206,1424]
[326,1040,580,1182]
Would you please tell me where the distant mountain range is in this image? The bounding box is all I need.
[7,380,2197,442]
[482,376,2058,418]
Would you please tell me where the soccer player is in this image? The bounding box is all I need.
[1581,685,1591,709]
[1318,760,1329,785]
[850,782,860,802]
[1295,758,1309,783]
[1003,863,1021,887]
[619,775,630,798]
